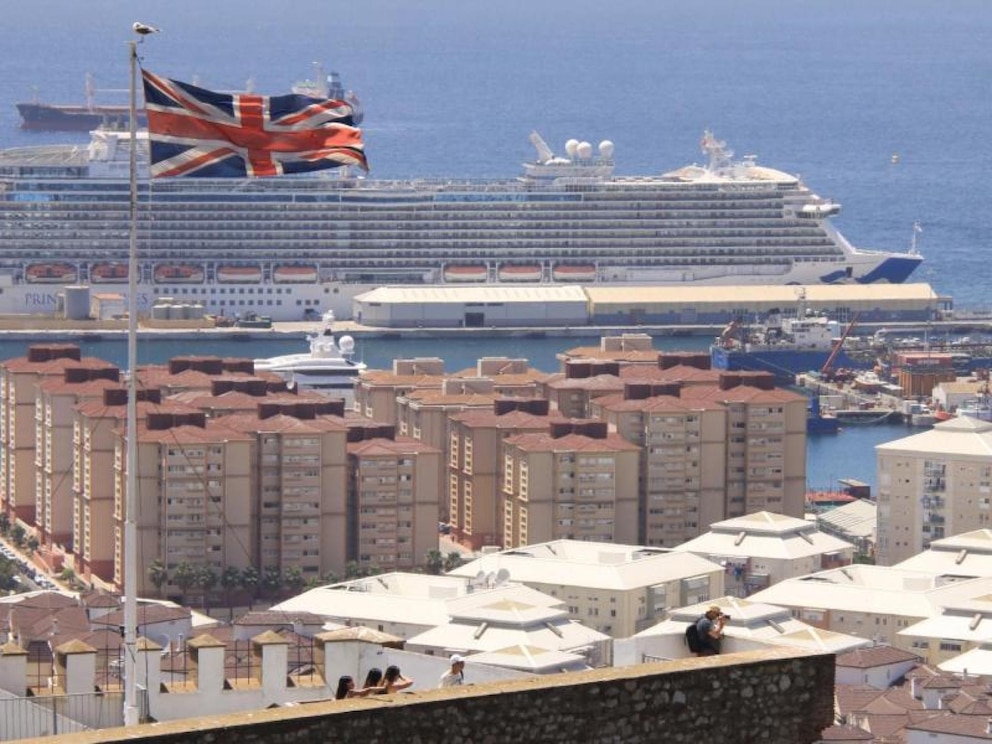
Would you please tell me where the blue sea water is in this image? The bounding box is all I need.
[0,0,986,493]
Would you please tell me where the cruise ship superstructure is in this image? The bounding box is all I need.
[0,129,922,320]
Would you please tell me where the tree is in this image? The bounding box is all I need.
[25,535,39,555]
[344,561,363,580]
[173,561,198,603]
[425,549,444,575]
[221,566,241,605]
[321,570,339,586]
[59,567,78,590]
[443,551,464,572]
[9,525,24,549]
[261,566,282,598]
[197,567,218,610]
[239,566,260,609]
[148,559,168,596]
[0,512,10,536]
[284,566,306,595]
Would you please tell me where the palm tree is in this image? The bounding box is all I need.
[261,566,282,598]
[239,566,260,610]
[425,549,444,575]
[197,567,218,610]
[221,566,240,606]
[443,551,464,572]
[284,566,305,595]
[173,561,198,603]
[148,559,168,596]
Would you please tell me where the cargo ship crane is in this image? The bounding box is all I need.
[820,312,861,381]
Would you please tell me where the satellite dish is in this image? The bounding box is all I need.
[475,570,486,582]
[495,568,511,586]
[484,571,496,587]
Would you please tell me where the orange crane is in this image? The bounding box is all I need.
[820,312,861,381]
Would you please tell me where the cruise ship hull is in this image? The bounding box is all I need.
[0,130,922,320]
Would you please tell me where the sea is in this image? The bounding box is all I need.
[0,0,988,494]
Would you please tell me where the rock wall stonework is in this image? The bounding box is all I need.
[55,649,835,744]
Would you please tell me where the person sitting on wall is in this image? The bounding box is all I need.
[380,664,414,693]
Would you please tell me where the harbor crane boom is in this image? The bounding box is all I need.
[820,312,861,380]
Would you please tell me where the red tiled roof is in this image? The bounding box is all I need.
[836,645,921,669]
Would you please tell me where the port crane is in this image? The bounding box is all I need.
[820,312,861,382]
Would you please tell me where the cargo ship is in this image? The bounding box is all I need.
[15,65,361,131]
[0,128,922,321]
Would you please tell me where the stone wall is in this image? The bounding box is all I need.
[50,648,835,744]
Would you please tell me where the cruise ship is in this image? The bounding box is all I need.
[0,129,922,321]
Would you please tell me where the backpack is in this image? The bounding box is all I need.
[685,619,703,653]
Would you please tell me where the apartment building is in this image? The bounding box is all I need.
[73,391,193,581]
[447,405,552,549]
[501,424,640,548]
[876,416,992,566]
[673,510,855,595]
[221,408,350,579]
[592,393,728,546]
[1,344,106,524]
[36,365,122,548]
[347,430,441,572]
[353,358,445,424]
[681,374,808,519]
[450,540,725,637]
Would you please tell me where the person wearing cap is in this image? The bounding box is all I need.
[439,654,466,687]
[695,605,727,656]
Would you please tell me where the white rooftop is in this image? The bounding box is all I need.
[895,529,992,577]
[816,499,877,541]
[449,540,723,591]
[673,510,855,561]
[635,596,871,655]
[747,565,943,618]
[938,643,992,675]
[464,644,589,673]
[876,416,992,458]
[355,285,588,305]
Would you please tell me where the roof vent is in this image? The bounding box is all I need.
[734,531,746,546]
[956,549,969,565]
[970,613,983,631]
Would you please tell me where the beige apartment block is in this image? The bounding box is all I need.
[448,357,548,398]
[876,417,992,566]
[73,393,196,582]
[673,511,855,596]
[682,376,808,519]
[347,434,441,572]
[450,540,725,637]
[592,393,728,546]
[501,427,641,548]
[113,416,254,597]
[35,366,122,549]
[0,344,103,525]
[396,384,496,524]
[221,410,349,580]
[447,406,552,549]
[353,358,445,424]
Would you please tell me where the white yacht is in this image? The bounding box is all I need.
[253,312,366,392]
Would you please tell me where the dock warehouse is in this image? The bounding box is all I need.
[352,285,589,328]
[586,283,942,325]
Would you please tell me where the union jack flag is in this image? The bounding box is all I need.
[141,69,367,178]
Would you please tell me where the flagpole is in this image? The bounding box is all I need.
[123,35,139,728]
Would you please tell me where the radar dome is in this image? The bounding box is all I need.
[564,139,579,157]
[576,141,593,159]
[339,336,356,353]
[598,140,614,159]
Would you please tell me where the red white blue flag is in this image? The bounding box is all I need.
[141,69,367,178]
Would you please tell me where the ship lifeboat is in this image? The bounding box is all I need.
[443,265,488,283]
[154,264,205,283]
[273,265,318,283]
[25,263,77,284]
[498,264,542,282]
[217,265,263,283]
[552,264,596,282]
[90,263,129,283]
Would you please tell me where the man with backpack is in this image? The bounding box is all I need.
[687,605,728,656]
